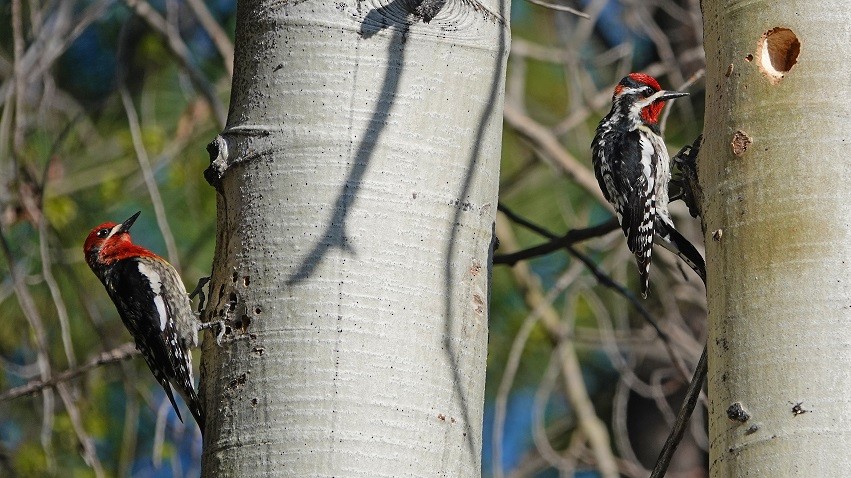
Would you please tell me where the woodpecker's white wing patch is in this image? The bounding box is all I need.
[137,262,168,331]
[153,297,168,331]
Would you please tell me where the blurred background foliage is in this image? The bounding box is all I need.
[0,0,706,476]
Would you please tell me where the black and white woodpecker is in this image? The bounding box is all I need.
[84,212,204,432]
[591,73,705,297]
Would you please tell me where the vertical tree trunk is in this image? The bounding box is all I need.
[702,1,851,474]
[199,0,508,475]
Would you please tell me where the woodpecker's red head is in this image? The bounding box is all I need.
[612,73,688,126]
[84,211,151,270]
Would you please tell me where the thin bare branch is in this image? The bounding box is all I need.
[0,224,56,471]
[649,346,707,478]
[496,203,695,383]
[118,362,140,477]
[0,343,139,402]
[503,103,610,208]
[492,257,584,478]
[16,146,81,371]
[185,0,234,77]
[533,334,578,473]
[495,216,620,478]
[55,382,106,478]
[660,68,705,134]
[122,0,227,127]
[11,0,26,159]
[493,218,620,266]
[524,0,589,18]
[118,82,182,269]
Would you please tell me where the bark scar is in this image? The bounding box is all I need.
[204,129,271,194]
[204,135,230,194]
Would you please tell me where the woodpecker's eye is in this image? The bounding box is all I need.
[97,228,110,238]
[642,87,655,97]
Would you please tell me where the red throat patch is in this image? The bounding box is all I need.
[641,102,665,125]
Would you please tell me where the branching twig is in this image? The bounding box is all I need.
[118,82,182,270]
[0,223,56,470]
[0,228,105,476]
[493,216,619,266]
[122,0,226,127]
[496,203,693,382]
[504,205,708,478]
[503,103,610,208]
[494,217,620,478]
[649,346,707,478]
[0,343,139,402]
[523,0,590,18]
[184,0,234,77]
[493,261,584,478]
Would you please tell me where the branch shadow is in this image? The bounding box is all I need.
[284,1,508,466]
[287,4,411,285]
[442,4,508,463]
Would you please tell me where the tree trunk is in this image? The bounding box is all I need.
[198,0,509,475]
[702,1,850,475]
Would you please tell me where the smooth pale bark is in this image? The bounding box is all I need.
[702,1,851,475]
[198,0,508,475]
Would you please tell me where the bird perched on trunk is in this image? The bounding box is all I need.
[591,73,705,297]
[84,211,204,432]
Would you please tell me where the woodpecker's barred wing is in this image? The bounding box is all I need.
[593,129,658,254]
[592,127,658,296]
[103,258,204,430]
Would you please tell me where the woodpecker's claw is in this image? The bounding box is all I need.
[189,276,211,313]
[199,320,226,346]
[671,135,704,218]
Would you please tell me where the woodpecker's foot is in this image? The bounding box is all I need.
[199,320,226,346]
[189,276,211,313]
[671,134,703,218]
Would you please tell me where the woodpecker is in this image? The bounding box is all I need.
[592,73,706,297]
[84,211,204,432]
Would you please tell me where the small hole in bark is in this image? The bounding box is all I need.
[726,402,750,422]
[243,276,250,287]
[744,54,753,62]
[758,27,800,84]
[254,307,262,315]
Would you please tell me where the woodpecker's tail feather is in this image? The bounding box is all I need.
[150,362,205,434]
[171,378,205,435]
[635,250,652,299]
[156,374,184,423]
[654,217,706,282]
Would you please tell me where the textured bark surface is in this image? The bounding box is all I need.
[702,1,851,475]
[199,0,509,475]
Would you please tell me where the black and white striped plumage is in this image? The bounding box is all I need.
[84,212,204,432]
[592,73,705,297]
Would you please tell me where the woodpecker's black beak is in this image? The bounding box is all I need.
[118,211,141,234]
[655,91,689,103]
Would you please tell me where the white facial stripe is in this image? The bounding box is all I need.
[634,90,666,110]
[137,262,167,331]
